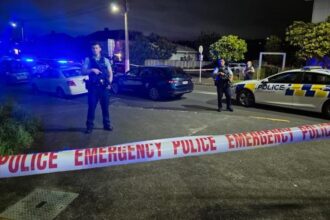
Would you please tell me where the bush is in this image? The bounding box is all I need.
[0,102,42,155]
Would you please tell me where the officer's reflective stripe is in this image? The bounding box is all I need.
[244,83,256,92]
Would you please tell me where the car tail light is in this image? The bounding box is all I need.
[67,80,76,86]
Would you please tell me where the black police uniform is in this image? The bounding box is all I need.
[244,66,254,80]
[86,56,112,131]
[214,66,233,111]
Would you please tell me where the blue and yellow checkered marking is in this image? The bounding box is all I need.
[235,83,256,94]
[285,84,330,98]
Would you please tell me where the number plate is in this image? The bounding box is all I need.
[182,81,188,85]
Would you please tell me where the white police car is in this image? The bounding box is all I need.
[31,66,88,98]
[232,66,330,118]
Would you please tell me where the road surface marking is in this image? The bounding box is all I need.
[188,125,208,136]
[249,116,290,123]
[193,90,217,95]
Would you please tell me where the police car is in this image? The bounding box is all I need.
[31,65,88,98]
[232,66,330,118]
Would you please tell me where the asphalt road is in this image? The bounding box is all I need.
[0,83,329,220]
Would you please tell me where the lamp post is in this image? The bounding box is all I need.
[9,21,24,42]
[111,0,130,73]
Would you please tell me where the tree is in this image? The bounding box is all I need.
[286,19,330,61]
[130,34,177,65]
[209,35,247,61]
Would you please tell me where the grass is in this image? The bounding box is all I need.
[0,101,43,155]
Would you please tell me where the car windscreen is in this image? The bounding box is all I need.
[62,69,86,78]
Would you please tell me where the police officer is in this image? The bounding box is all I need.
[244,61,255,80]
[83,42,113,134]
[213,58,234,112]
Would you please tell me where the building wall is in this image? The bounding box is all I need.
[169,52,198,61]
[312,0,330,23]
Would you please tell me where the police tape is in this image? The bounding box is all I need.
[0,123,330,179]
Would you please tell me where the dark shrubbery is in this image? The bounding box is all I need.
[0,102,42,155]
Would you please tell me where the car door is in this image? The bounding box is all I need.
[255,71,303,107]
[35,69,50,91]
[292,72,330,110]
[121,67,143,91]
[48,69,63,93]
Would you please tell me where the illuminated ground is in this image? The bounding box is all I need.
[0,83,329,219]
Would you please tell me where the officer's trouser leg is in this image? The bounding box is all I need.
[100,89,110,128]
[217,85,224,109]
[224,85,232,109]
[86,90,99,129]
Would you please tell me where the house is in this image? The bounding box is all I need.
[169,45,198,61]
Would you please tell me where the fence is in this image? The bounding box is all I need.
[145,59,212,69]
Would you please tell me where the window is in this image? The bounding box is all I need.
[48,69,61,78]
[151,68,167,78]
[127,67,140,77]
[62,69,85,78]
[268,72,303,84]
[140,68,151,78]
[40,69,51,78]
[302,72,330,85]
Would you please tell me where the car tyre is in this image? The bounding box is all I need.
[56,87,66,99]
[322,100,330,119]
[175,94,184,99]
[149,87,160,101]
[237,89,255,107]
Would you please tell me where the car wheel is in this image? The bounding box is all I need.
[56,87,66,98]
[237,89,255,107]
[149,87,160,101]
[175,94,184,99]
[31,84,39,94]
[322,101,330,119]
[112,82,120,95]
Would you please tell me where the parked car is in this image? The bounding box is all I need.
[0,59,31,84]
[228,63,246,74]
[112,66,194,100]
[232,66,330,118]
[31,66,88,98]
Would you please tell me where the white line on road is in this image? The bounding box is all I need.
[193,90,217,95]
[188,125,208,136]
[249,116,290,123]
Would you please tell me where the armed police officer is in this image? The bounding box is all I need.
[83,42,113,134]
[213,58,234,112]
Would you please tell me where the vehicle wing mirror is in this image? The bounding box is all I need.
[261,79,269,84]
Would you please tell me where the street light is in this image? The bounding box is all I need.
[111,3,120,13]
[9,22,17,28]
[111,0,130,73]
[9,21,24,42]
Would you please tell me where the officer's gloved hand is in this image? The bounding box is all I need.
[91,68,102,75]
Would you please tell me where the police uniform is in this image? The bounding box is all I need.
[213,65,233,111]
[244,66,255,80]
[83,56,112,131]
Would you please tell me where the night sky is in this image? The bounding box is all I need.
[0,0,313,40]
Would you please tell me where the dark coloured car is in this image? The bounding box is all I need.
[112,66,194,100]
[0,59,31,84]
